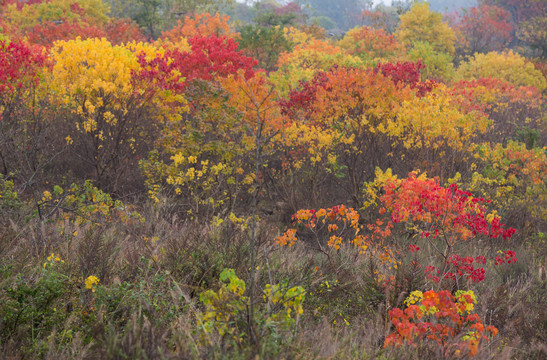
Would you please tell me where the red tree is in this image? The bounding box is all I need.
[0,39,48,117]
[105,18,147,45]
[375,61,436,96]
[133,34,257,100]
[480,0,546,24]
[26,19,106,47]
[454,4,513,54]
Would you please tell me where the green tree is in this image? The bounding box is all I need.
[238,25,293,71]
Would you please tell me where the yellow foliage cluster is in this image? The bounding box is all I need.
[50,37,139,125]
[282,26,316,46]
[466,141,547,220]
[390,84,491,151]
[280,123,340,167]
[456,50,547,91]
[396,2,456,55]
[50,37,186,144]
[4,0,109,32]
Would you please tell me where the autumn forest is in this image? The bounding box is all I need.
[0,0,546,359]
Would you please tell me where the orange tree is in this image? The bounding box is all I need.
[385,289,499,357]
[157,12,235,51]
[277,63,449,208]
[270,37,364,96]
[160,12,235,40]
[338,26,405,65]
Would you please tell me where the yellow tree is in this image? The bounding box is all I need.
[395,2,456,56]
[459,141,547,233]
[406,41,454,81]
[135,33,260,215]
[49,37,167,193]
[455,50,547,92]
[384,83,491,178]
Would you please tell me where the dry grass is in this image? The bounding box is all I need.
[0,196,545,360]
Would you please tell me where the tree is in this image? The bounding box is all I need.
[278,66,419,207]
[2,0,109,45]
[105,18,147,45]
[469,141,547,228]
[238,24,293,71]
[270,38,364,96]
[456,50,547,91]
[396,2,457,55]
[160,12,235,41]
[25,20,106,47]
[517,15,547,59]
[3,0,109,32]
[407,41,454,81]
[137,33,259,215]
[0,39,48,179]
[449,77,544,146]
[254,1,305,27]
[454,4,513,55]
[391,83,491,177]
[359,5,399,33]
[338,26,405,63]
[48,38,163,193]
[480,0,546,24]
